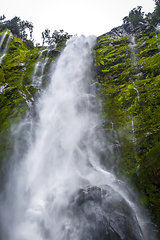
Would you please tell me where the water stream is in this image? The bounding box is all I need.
[129,35,140,102]
[32,48,51,88]
[0,29,8,50]
[0,31,12,64]
[0,36,156,240]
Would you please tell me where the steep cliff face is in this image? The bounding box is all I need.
[94,21,160,229]
[0,29,57,165]
[1,21,160,232]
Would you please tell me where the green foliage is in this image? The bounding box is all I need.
[123,6,144,27]
[0,32,39,164]
[0,86,28,163]
[24,40,34,49]
[1,35,39,86]
[144,1,160,26]
[0,28,60,166]
[0,16,33,41]
[151,5,160,25]
[42,29,72,48]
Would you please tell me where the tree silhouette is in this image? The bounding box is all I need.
[123,6,144,27]
[0,16,33,40]
[154,0,160,6]
[0,15,6,21]
[42,29,72,46]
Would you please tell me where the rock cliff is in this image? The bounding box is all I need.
[0,29,57,165]
[0,19,160,234]
[94,21,160,231]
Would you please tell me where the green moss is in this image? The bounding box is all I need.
[94,27,160,230]
[0,29,59,166]
[0,66,5,84]
[0,86,28,163]
[0,33,38,164]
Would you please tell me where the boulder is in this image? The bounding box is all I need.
[67,185,143,240]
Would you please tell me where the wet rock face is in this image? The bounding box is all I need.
[107,26,128,39]
[123,21,155,35]
[107,21,155,39]
[94,21,160,231]
[68,185,143,240]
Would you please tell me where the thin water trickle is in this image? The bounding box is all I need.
[111,121,114,130]
[0,36,156,240]
[129,35,137,65]
[134,83,140,102]
[129,35,140,102]
[0,32,12,64]
[0,29,8,50]
[132,118,137,145]
[32,48,52,88]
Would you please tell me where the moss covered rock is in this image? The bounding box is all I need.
[94,22,160,231]
[0,29,58,166]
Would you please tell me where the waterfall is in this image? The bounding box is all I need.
[32,48,52,88]
[134,84,140,102]
[132,118,137,145]
[0,36,156,240]
[32,50,44,87]
[129,35,137,66]
[0,32,12,64]
[0,29,8,50]
[129,35,140,102]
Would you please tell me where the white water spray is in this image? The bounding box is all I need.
[0,36,156,240]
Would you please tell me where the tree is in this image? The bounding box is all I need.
[41,29,72,47]
[19,20,33,40]
[154,0,160,6]
[5,17,21,36]
[123,6,144,27]
[42,29,51,45]
[149,0,160,25]
[0,16,33,40]
[0,15,6,21]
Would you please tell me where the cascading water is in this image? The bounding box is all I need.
[32,48,52,88]
[0,29,8,49]
[0,31,12,64]
[0,36,156,240]
[129,35,140,101]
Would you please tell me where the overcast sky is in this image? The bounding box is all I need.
[1,0,155,44]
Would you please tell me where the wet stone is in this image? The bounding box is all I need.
[66,185,143,240]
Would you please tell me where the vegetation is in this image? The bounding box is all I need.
[122,1,160,28]
[1,2,160,235]
[123,6,145,27]
[0,11,71,165]
[0,15,33,41]
[94,13,160,233]
[151,0,160,26]
[0,15,72,48]
[0,32,39,164]
[42,29,72,49]
[0,26,60,166]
